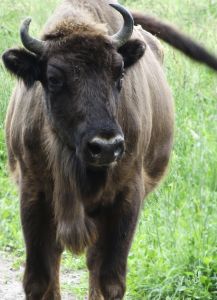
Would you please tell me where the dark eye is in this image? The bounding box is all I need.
[47,64,64,92]
[48,76,63,91]
[116,69,125,92]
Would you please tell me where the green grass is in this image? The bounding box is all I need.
[0,0,217,299]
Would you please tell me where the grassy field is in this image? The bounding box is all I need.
[0,0,217,299]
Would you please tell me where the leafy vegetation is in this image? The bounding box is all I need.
[0,0,217,298]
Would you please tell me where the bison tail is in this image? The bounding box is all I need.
[131,11,217,71]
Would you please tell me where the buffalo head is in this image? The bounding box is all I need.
[2,3,145,168]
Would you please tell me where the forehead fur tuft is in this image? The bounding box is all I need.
[43,19,108,41]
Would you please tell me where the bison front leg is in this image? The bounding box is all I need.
[20,181,63,300]
[87,183,142,300]
[87,243,104,300]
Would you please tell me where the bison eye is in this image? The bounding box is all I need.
[113,60,124,92]
[47,76,63,92]
[47,64,64,92]
[116,71,124,92]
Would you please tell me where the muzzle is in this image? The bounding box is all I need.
[81,133,125,167]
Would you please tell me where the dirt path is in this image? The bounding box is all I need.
[0,252,84,299]
[0,253,23,299]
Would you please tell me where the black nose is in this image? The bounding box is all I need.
[84,135,125,166]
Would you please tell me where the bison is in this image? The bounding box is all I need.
[2,0,217,299]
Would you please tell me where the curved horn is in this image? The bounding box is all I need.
[20,18,45,55]
[109,3,134,48]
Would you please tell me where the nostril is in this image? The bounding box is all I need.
[87,142,102,157]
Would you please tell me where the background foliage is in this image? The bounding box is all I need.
[0,0,217,298]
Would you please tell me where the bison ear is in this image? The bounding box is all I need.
[118,39,146,68]
[2,48,41,87]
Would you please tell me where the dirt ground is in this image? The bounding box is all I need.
[0,252,83,300]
